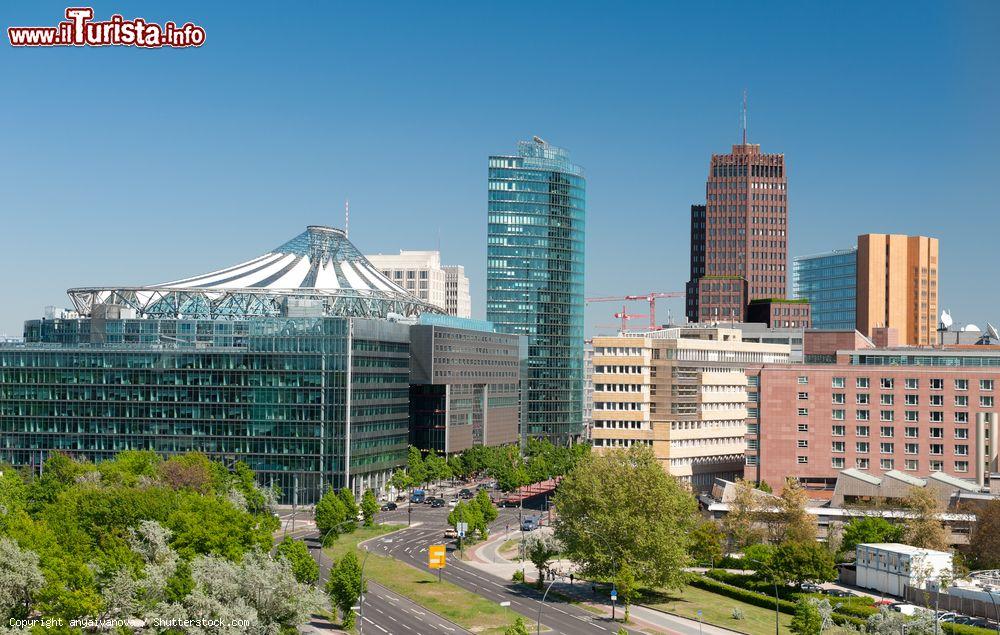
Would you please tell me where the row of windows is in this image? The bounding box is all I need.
[824,376,995,391]
[799,423,970,439]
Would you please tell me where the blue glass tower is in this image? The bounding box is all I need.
[487,139,585,444]
[792,248,858,330]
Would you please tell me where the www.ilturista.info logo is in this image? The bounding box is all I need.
[8,7,205,48]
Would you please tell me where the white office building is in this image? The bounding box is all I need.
[855,543,954,597]
[367,251,470,317]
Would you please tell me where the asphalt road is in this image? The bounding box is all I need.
[374,502,643,635]
[296,521,471,635]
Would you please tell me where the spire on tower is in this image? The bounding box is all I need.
[741,89,748,145]
[345,199,349,237]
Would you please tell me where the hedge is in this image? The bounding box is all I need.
[689,575,868,629]
[704,569,878,618]
[691,574,996,635]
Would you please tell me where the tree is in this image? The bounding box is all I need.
[723,479,763,550]
[158,452,214,494]
[790,597,823,635]
[327,551,364,630]
[338,489,359,531]
[407,446,428,486]
[424,450,452,484]
[97,450,162,487]
[969,499,1000,569]
[361,490,379,528]
[554,445,697,591]
[866,605,936,635]
[388,469,413,496]
[472,489,498,526]
[524,534,561,589]
[275,537,319,585]
[776,478,817,544]
[902,486,949,551]
[505,615,530,635]
[314,487,348,545]
[187,549,327,633]
[0,537,45,621]
[840,517,904,558]
[614,562,638,623]
[766,541,836,587]
[689,518,724,567]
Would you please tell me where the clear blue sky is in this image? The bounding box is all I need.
[1,1,998,337]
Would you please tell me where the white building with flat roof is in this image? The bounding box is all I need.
[855,543,954,597]
[367,251,470,317]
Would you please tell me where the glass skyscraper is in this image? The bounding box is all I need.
[487,139,585,443]
[2,316,410,504]
[792,248,858,330]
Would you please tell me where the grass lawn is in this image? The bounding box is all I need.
[499,538,521,559]
[646,584,793,635]
[324,525,540,634]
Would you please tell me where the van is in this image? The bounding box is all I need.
[410,489,426,504]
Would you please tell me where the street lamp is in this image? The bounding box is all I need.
[536,575,560,635]
[746,558,780,635]
[577,522,619,621]
[983,586,1000,635]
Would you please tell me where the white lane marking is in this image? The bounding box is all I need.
[409,608,425,616]
[363,617,388,633]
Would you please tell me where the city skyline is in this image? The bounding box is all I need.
[2,2,999,337]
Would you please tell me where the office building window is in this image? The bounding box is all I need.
[832,377,845,388]
[905,459,919,471]
[857,377,869,389]
[905,378,919,390]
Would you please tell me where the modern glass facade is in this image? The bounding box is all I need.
[487,139,585,443]
[793,248,857,330]
[1,316,410,504]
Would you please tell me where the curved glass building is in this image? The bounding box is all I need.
[487,139,585,443]
[0,227,450,503]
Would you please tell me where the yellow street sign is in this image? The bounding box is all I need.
[428,544,446,569]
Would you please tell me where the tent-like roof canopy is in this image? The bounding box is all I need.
[67,226,443,320]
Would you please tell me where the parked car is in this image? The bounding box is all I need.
[380,502,397,511]
[448,497,459,508]
[520,517,538,532]
[443,528,458,539]
[822,589,857,598]
[430,498,446,508]
[799,583,823,594]
[459,488,474,499]
[936,612,958,623]
[410,490,426,504]
[954,616,988,627]
[395,494,407,502]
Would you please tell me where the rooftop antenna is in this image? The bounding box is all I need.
[741,89,749,145]
[345,198,349,237]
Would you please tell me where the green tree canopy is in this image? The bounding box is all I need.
[689,518,724,567]
[275,537,319,585]
[314,487,348,545]
[841,517,905,558]
[764,541,836,587]
[790,597,823,635]
[361,490,379,528]
[554,445,697,590]
[902,486,949,551]
[969,499,1000,569]
[326,551,364,630]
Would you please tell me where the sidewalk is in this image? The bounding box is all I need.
[465,530,745,635]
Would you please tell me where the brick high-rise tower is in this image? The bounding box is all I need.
[686,107,788,323]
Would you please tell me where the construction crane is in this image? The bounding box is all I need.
[585,291,683,330]
[612,305,649,333]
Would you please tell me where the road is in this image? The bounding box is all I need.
[287,516,472,635]
[374,501,644,635]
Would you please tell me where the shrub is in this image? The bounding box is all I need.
[731,607,745,620]
[512,569,525,583]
